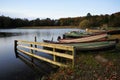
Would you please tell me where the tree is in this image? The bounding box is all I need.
[0,12,120,28]
[79,19,90,28]
[87,13,92,17]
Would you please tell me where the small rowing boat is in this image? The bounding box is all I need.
[63,31,92,38]
[43,39,119,51]
[107,29,120,35]
[59,33,107,43]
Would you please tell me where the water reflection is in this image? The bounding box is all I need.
[16,52,56,79]
[0,28,80,80]
[0,32,22,37]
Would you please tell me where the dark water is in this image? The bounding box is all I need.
[0,28,81,80]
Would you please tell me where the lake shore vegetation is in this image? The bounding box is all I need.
[42,34,120,80]
[0,12,120,29]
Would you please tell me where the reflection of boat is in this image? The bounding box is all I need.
[43,39,119,51]
[58,33,107,43]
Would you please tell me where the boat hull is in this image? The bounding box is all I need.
[66,40,117,51]
[59,33,108,43]
[43,39,118,51]
[63,31,91,38]
[107,30,120,35]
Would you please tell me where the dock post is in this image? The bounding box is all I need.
[53,48,56,61]
[34,36,37,48]
[30,44,34,62]
[30,44,33,53]
[34,36,37,52]
[72,47,75,68]
[14,40,18,57]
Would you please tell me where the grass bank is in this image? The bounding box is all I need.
[41,34,120,80]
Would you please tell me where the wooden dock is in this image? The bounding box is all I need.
[14,40,76,67]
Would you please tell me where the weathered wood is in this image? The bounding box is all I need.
[15,40,75,67]
[34,36,37,48]
[17,49,67,67]
[30,44,33,53]
[14,40,18,51]
[30,44,34,62]
[72,48,76,67]
[14,40,18,57]
[17,40,74,51]
[18,45,73,59]
[53,48,56,61]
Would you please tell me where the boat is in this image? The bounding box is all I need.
[85,28,106,33]
[58,33,108,43]
[66,39,118,51]
[43,39,119,51]
[63,31,92,38]
[85,28,120,35]
[107,29,120,35]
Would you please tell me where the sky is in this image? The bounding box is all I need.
[0,0,120,19]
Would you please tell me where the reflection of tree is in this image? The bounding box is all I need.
[0,32,22,37]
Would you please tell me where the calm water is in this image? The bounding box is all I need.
[0,28,81,80]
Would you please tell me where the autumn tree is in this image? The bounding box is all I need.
[79,19,90,28]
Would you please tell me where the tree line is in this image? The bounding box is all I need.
[0,12,120,29]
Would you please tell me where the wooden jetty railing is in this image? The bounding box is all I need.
[14,40,75,67]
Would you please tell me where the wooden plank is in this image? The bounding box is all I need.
[72,48,75,67]
[53,48,56,61]
[17,49,67,67]
[14,40,18,57]
[14,40,18,53]
[15,40,75,67]
[17,40,74,51]
[18,45,73,59]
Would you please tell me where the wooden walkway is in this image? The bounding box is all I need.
[14,40,75,67]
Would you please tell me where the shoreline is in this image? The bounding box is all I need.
[0,26,79,29]
[0,26,120,30]
[17,26,79,29]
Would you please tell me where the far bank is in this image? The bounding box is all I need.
[18,26,79,29]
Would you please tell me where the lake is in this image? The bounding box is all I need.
[0,28,81,80]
